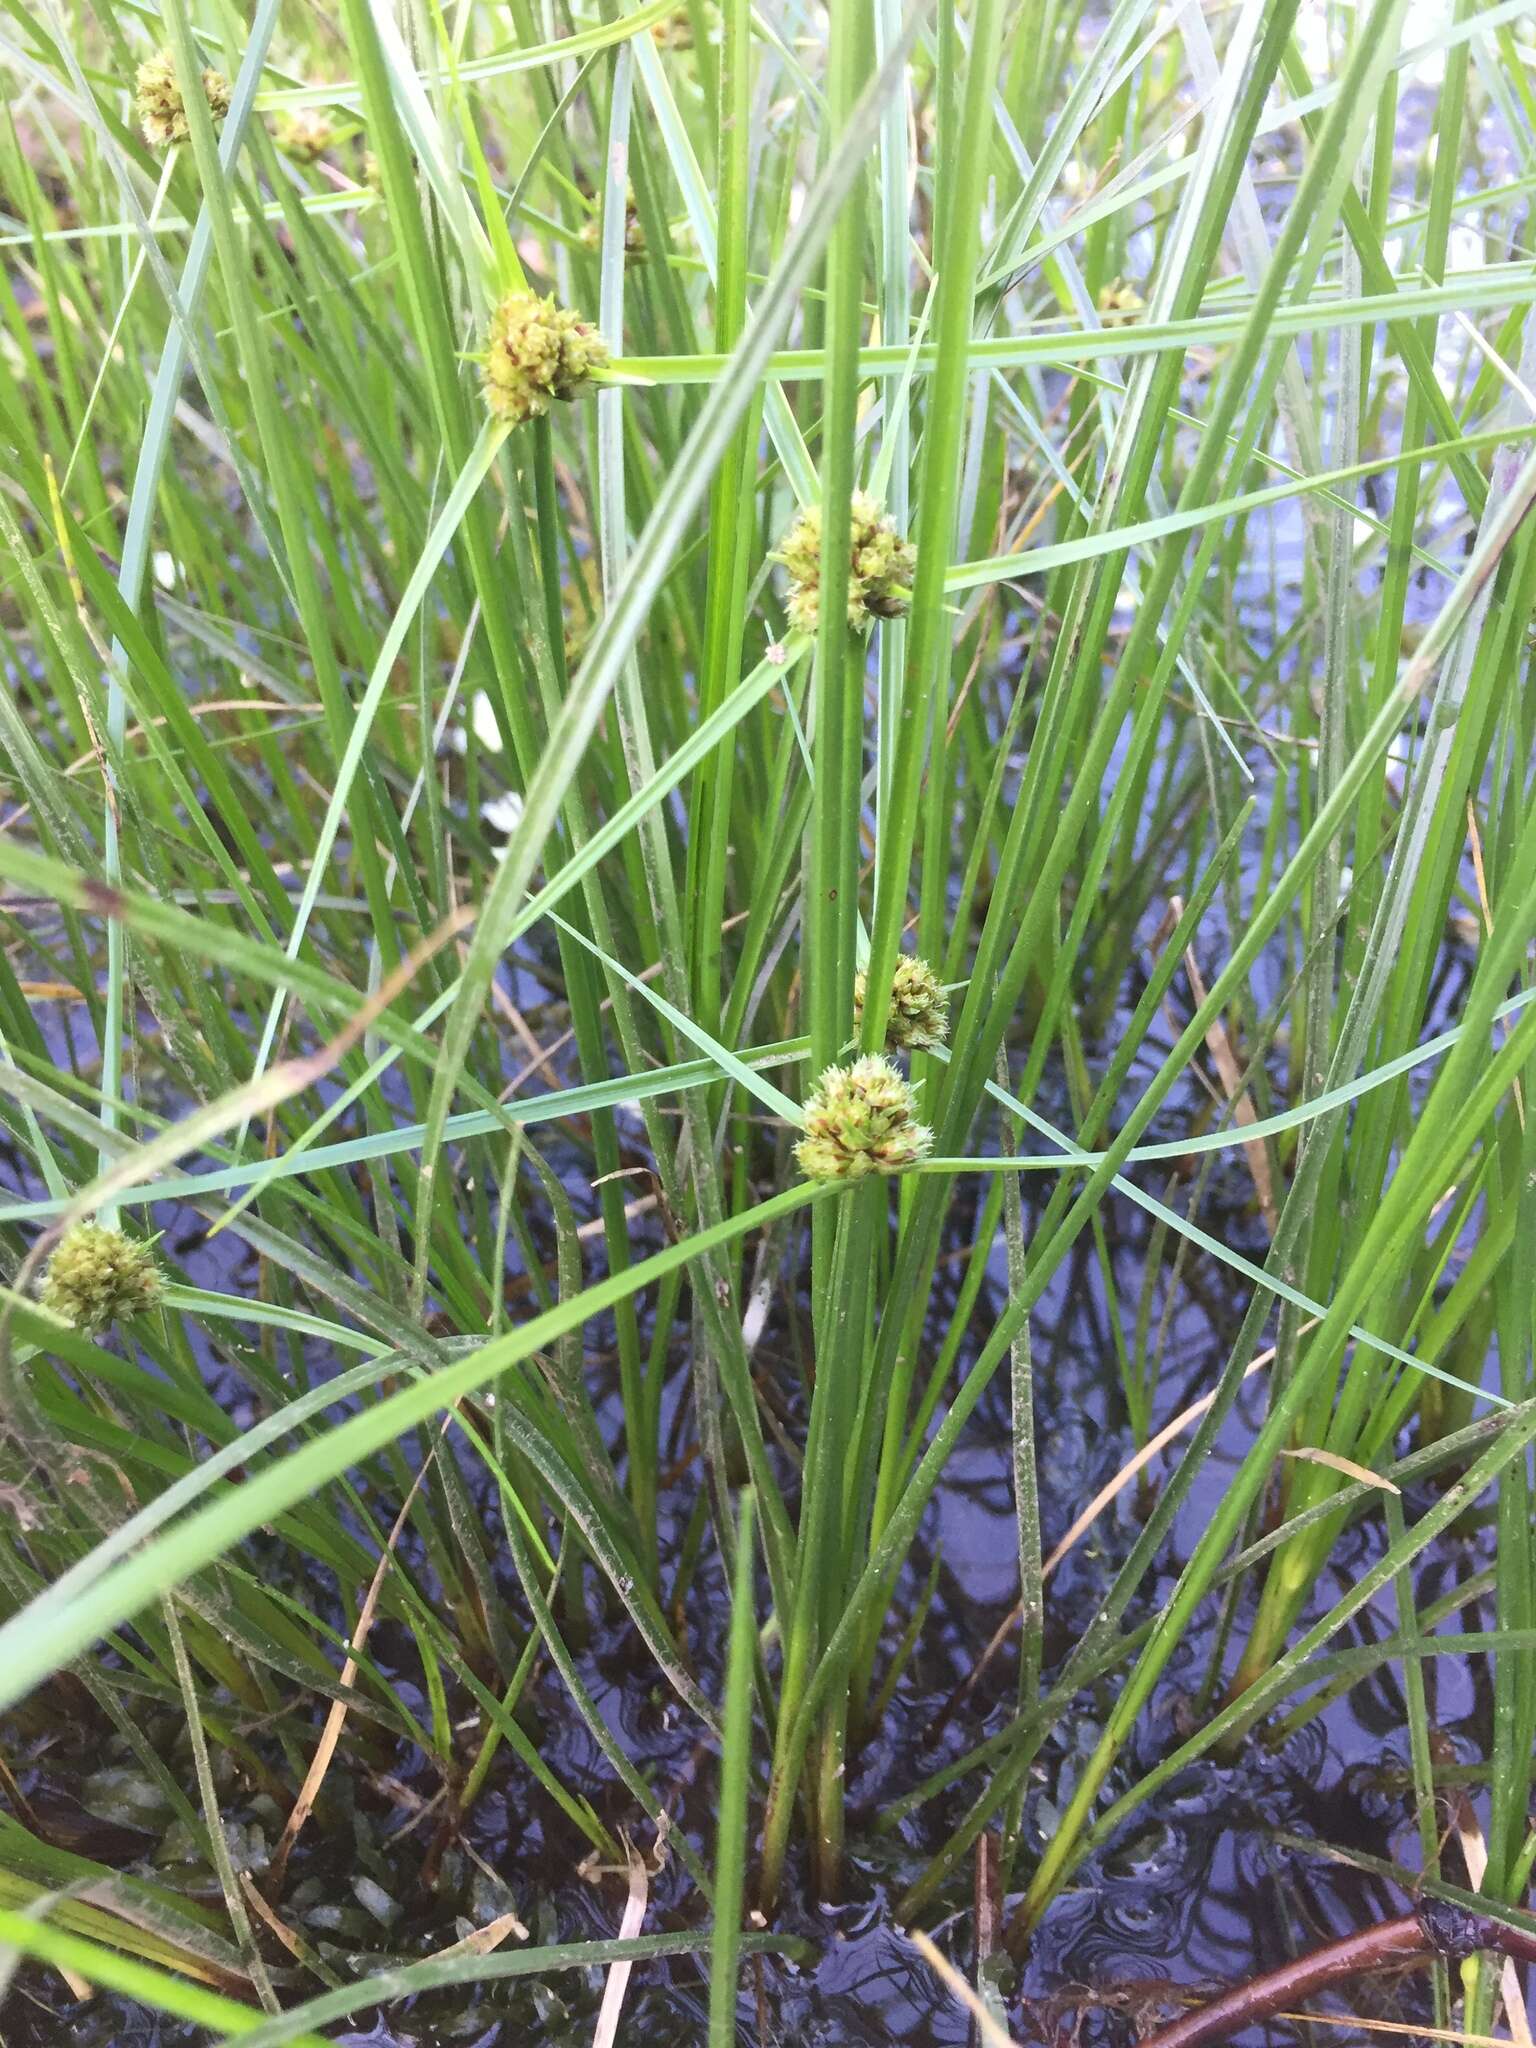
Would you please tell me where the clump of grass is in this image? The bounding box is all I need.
[0,0,1534,2038]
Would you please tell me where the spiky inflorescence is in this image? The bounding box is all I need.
[135,49,232,150]
[481,290,609,427]
[276,107,335,162]
[794,1056,932,1182]
[854,955,950,1054]
[774,491,915,636]
[41,1224,161,1335]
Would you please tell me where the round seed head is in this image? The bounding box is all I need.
[794,1056,932,1182]
[276,106,335,163]
[854,954,949,1053]
[481,290,609,427]
[773,490,915,636]
[41,1224,161,1335]
[135,48,232,150]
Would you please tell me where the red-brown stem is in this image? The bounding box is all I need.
[1135,1902,1536,2048]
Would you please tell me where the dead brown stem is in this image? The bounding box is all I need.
[1135,1901,1536,2048]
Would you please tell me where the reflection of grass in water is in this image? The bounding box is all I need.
[0,0,1534,2039]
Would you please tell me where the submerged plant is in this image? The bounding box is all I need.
[774,491,915,635]
[40,1225,161,1335]
[134,48,231,149]
[795,1056,932,1181]
[854,955,950,1053]
[480,289,609,426]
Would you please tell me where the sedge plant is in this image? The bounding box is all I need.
[0,0,1532,2038]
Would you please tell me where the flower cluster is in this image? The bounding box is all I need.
[653,4,720,48]
[276,107,335,163]
[774,491,915,636]
[854,954,949,1053]
[481,290,609,427]
[1096,277,1144,327]
[41,1224,161,1335]
[135,48,232,150]
[794,1056,932,1183]
[580,185,647,264]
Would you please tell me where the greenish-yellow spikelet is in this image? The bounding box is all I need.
[134,48,231,150]
[1096,276,1144,326]
[41,1224,162,1335]
[276,106,335,163]
[794,1056,932,1182]
[773,491,915,636]
[481,290,609,428]
[854,955,950,1053]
